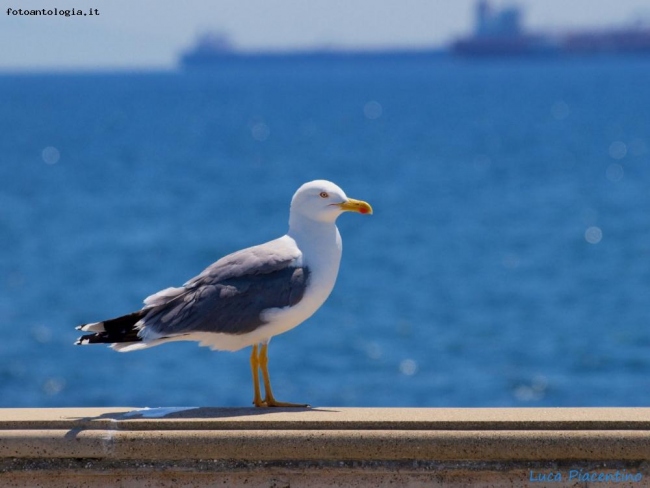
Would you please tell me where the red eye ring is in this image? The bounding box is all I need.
[319,191,329,198]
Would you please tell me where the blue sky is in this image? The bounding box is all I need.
[2,0,650,71]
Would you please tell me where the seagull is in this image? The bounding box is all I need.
[76,180,373,407]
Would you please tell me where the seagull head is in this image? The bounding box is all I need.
[290,180,373,224]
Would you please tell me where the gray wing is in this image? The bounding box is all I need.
[140,238,310,337]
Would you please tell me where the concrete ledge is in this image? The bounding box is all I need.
[1,407,649,486]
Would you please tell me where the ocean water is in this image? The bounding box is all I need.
[1,56,650,408]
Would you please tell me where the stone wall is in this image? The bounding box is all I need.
[1,407,648,487]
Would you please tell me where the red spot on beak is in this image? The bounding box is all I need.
[359,207,369,214]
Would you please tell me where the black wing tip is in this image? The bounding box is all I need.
[74,311,144,343]
[75,333,110,346]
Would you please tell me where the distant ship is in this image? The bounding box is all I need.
[179,33,236,66]
[451,0,650,57]
[180,32,442,68]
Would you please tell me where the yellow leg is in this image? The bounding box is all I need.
[250,345,265,407]
[257,343,309,408]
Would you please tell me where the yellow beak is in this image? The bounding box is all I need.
[337,198,373,215]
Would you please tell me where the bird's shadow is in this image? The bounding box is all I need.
[63,406,339,440]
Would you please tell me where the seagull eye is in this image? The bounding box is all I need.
[319,192,329,198]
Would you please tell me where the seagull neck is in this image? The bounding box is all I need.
[287,213,342,285]
[288,214,338,246]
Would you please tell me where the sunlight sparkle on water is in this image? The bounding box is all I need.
[363,101,383,120]
[606,163,624,182]
[42,377,65,396]
[399,359,418,376]
[585,226,603,244]
[41,146,60,165]
[513,375,548,402]
[365,342,382,360]
[250,121,270,141]
[608,141,627,160]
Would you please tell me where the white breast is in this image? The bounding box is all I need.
[256,226,343,342]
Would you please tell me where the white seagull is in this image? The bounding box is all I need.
[76,180,373,407]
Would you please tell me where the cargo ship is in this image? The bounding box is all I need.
[451,0,650,57]
[179,32,442,68]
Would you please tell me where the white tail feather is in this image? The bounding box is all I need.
[111,342,153,352]
[111,335,194,352]
[77,322,105,332]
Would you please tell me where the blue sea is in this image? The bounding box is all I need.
[1,56,650,408]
